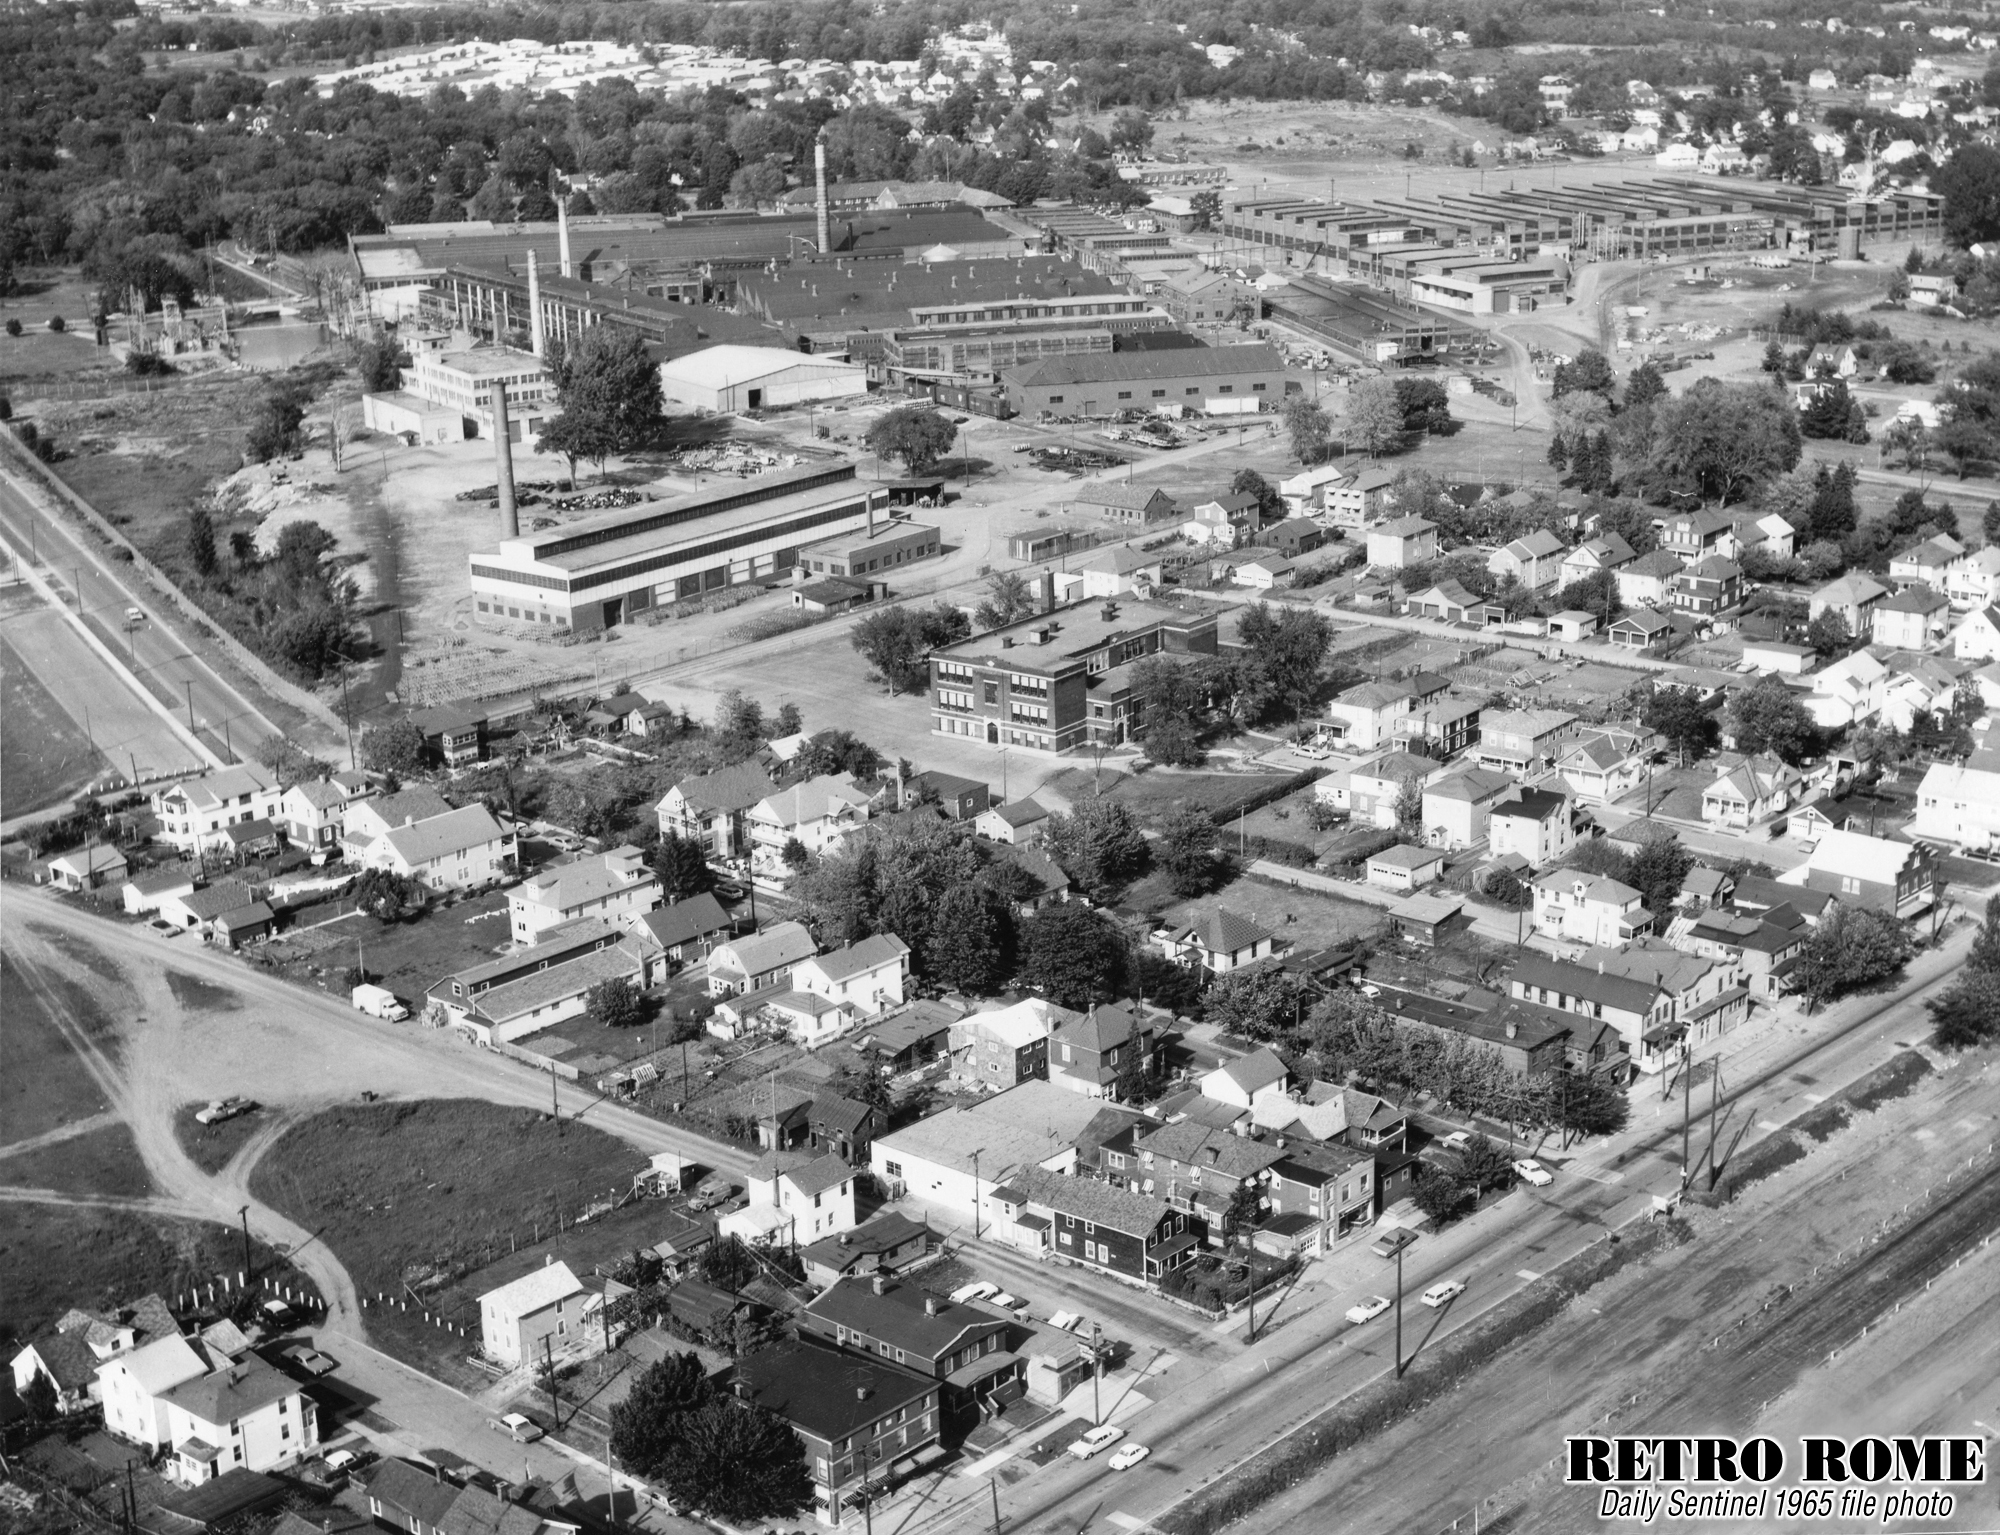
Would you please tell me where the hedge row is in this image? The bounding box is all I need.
[1157,1221,1687,1535]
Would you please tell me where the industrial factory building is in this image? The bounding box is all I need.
[361,346,551,442]
[656,345,870,414]
[468,462,906,634]
[999,343,1286,419]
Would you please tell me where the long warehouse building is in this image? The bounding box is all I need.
[469,462,902,633]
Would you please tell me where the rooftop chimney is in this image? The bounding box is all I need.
[871,1273,888,1294]
[1505,1019,1519,1039]
[558,196,573,279]
[491,382,519,540]
[527,251,545,359]
[924,1296,940,1316]
[855,1385,871,1401]
[815,139,831,254]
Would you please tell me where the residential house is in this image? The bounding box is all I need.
[732,1338,939,1528]
[903,771,991,820]
[355,804,516,892]
[808,1096,879,1164]
[478,1262,592,1367]
[1048,1003,1156,1099]
[1392,695,1483,759]
[45,844,127,892]
[1259,1140,1376,1255]
[631,892,734,961]
[1558,534,1636,588]
[11,1295,180,1416]
[1200,1047,1291,1111]
[749,773,873,872]
[1807,650,1889,728]
[1805,343,1859,378]
[122,868,196,916]
[950,997,1059,1088]
[1615,550,1687,609]
[1487,786,1579,867]
[1131,1117,1285,1239]
[1265,518,1328,558]
[1786,828,1937,919]
[158,880,253,933]
[1154,908,1282,975]
[1005,1168,1198,1283]
[1680,904,1807,998]
[1578,938,1750,1053]
[361,1463,577,1535]
[1346,750,1444,827]
[1504,953,1672,1071]
[800,1275,1019,1408]
[98,1334,209,1452]
[98,1334,317,1484]
[1230,555,1296,590]
[1951,605,2000,662]
[799,1212,932,1290]
[150,766,283,856]
[1872,587,1952,650]
[1366,843,1446,892]
[1742,640,1816,675]
[1421,766,1518,848]
[1670,556,1744,617]
[339,785,453,848]
[974,797,1049,844]
[1322,673,1451,752]
[1406,579,1493,627]
[1472,709,1580,774]
[1531,871,1652,947]
[1277,462,1351,518]
[1322,466,1399,529]
[987,843,1070,912]
[792,933,911,1022]
[1809,573,1890,632]
[870,1080,1103,1224]
[1187,490,1264,545]
[1607,608,1676,650]
[406,702,487,765]
[654,761,779,858]
[1488,529,1569,590]
[1889,534,1964,592]
[723,1152,857,1246]
[707,920,817,995]
[1364,517,1439,569]
[1883,654,1959,733]
[1661,508,1738,564]
[1387,991,1589,1080]
[1072,485,1178,527]
[1732,874,1835,926]
[1911,761,2000,850]
[1947,548,2000,611]
[1053,545,1165,602]
[1701,755,1808,828]
[276,774,373,855]
[425,916,665,1044]
[509,846,660,943]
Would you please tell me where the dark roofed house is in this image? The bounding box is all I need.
[733,1337,940,1526]
[1048,1002,1157,1100]
[632,892,734,959]
[799,1211,933,1288]
[655,760,779,858]
[1005,1168,1198,1284]
[1155,908,1282,975]
[808,1094,880,1163]
[1133,1118,1286,1236]
[799,1275,1021,1405]
[904,771,991,820]
[363,1459,487,1535]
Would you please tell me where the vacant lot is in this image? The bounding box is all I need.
[0,629,105,817]
[0,1122,153,1198]
[1046,762,1303,831]
[262,889,513,1009]
[2,950,120,1146]
[0,1202,306,1348]
[249,1099,645,1309]
[1154,870,1386,955]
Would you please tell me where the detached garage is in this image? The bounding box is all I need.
[658,345,870,414]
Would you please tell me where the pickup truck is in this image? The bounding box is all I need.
[196,1097,253,1126]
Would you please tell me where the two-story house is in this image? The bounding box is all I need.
[276,774,372,856]
[1505,953,1672,1073]
[723,1151,857,1246]
[1889,534,1963,593]
[1343,750,1444,828]
[1951,605,2000,662]
[1365,516,1439,569]
[1872,586,1951,650]
[1261,1141,1376,1256]
[734,1338,939,1528]
[1670,556,1744,617]
[631,891,734,962]
[509,845,660,943]
[1701,755,1808,829]
[1809,572,1890,633]
[1008,1168,1198,1284]
[1048,1003,1156,1099]
[1911,761,2000,851]
[950,998,1057,1088]
[1947,547,2000,611]
[1807,650,1889,728]
[1487,786,1578,867]
[1200,1047,1290,1112]
[792,933,911,1022]
[800,1276,1021,1409]
[355,803,516,892]
[1531,871,1652,947]
[478,1262,591,1367]
[1154,908,1282,975]
[1556,728,1653,806]
[1579,938,1750,1053]
[1788,828,1937,920]
[1391,694,1483,759]
[1131,1118,1285,1240]
[1472,708,1581,774]
[1487,528,1568,590]
[655,760,779,858]
[1421,766,1517,849]
[707,920,817,995]
[750,773,873,873]
[1661,507,1737,565]
[98,1334,317,1485]
[1321,672,1451,752]
[808,1095,880,1165]
[1558,534,1637,588]
[1321,466,1399,529]
[151,766,283,856]
[1680,904,1807,998]
[1615,549,1688,609]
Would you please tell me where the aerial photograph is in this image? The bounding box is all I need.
[4,0,2000,1530]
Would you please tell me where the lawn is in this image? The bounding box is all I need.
[510,971,716,1075]
[2,942,123,1146]
[0,1122,153,1199]
[263,890,513,1009]
[249,1099,647,1317]
[0,1202,309,1348]
[1045,761,1303,831]
[1153,870,1387,955]
[174,1101,269,1176]
[0,630,106,817]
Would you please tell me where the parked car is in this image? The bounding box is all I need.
[489,1413,543,1443]
[988,1291,1019,1311]
[1439,1131,1473,1152]
[1513,1158,1554,1187]
[1107,1445,1152,1471]
[195,1097,253,1125]
[1370,1228,1418,1260]
[950,1281,1000,1305]
[1344,1295,1392,1325]
[125,606,145,624]
[1420,1280,1466,1308]
[1068,1425,1126,1460]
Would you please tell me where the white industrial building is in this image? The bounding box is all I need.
[363,346,552,442]
[657,344,870,414]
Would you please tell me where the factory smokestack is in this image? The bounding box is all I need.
[527,251,545,359]
[558,197,573,279]
[491,382,518,540]
[815,139,830,255]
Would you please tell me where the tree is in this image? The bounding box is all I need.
[1455,1134,1516,1194]
[1157,806,1222,897]
[1726,676,1817,764]
[925,882,1008,994]
[1042,794,1150,897]
[1806,608,1851,659]
[1348,377,1407,457]
[1968,892,2000,975]
[254,735,331,784]
[1646,379,1801,506]
[1761,340,1787,375]
[185,504,218,579]
[1233,603,1332,727]
[349,868,426,922]
[1393,774,1425,834]
[660,1403,812,1523]
[1280,393,1331,463]
[245,376,313,463]
[651,831,716,901]
[1020,901,1127,1009]
[1800,377,1862,441]
[1625,360,1668,409]
[1202,965,1312,1042]
[781,836,808,870]
[1189,190,1221,232]
[1547,434,1570,476]
[1641,685,1717,767]
[1231,469,1284,525]
[1221,1179,1263,1244]
[975,571,1037,630]
[1929,967,2000,1050]
[1552,348,1616,400]
[357,337,403,393]
[1131,947,1204,1016]
[1935,142,2000,246]
[1793,905,1912,1011]
[790,730,881,781]
[1411,1162,1475,1226]
[1392,377,1454,436]
[1934,418,1997,480]
[1625,832,1694,919]
[539,326,663,482]
[360,717,428,775]
[588,975,645,1027]
[1547,1068,1629,1143]
[865,405,957,475]
[20,1368,59,1424]
[849,603,969,694]
[1809,461,1858,542]
[1108,109,1154,153]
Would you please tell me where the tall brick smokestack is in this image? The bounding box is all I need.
[527,251,545,359]
[815,138,830,255]
[491,382,518,540]
[558,196,573,279]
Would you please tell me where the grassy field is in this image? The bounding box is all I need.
[262,890,512,1011]
[0,630,106,817]
[0,1122,154,1198]
[2,950,121,1146]
[0,1202,309,1348]
[1047,763,1301,830]
[1155,870,1387,956]
[248,1099,646,1310]
[173,1102,269,1176]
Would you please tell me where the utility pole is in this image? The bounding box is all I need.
[989,1477,1002,1535]
[552,1061,561,1129]
[1245,1251,1259,1343]
[184,680,196,733]
[543,1334,561,1430]
[1681,1053,1693,1188]
[970,1149,982,1240]
[238,1205,253,1286]
[1393,1243,1406,1378]
[1707,1066,1722,1191]
[1091,1320,1103,1425]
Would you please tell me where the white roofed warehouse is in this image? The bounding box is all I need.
[657,344,870,414]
